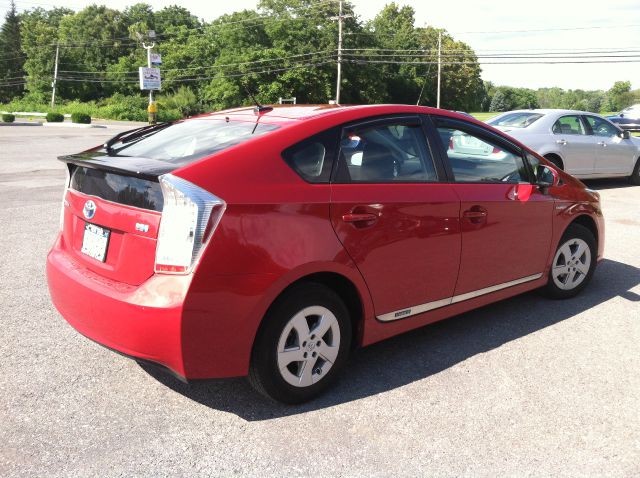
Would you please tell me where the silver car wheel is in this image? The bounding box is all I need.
[276,306,341,388]
[552,238,591,290]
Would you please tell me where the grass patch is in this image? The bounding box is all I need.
[470,112,497,122]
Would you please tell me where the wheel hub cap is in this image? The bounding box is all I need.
[552,237,591,290]
[276,306,341,388]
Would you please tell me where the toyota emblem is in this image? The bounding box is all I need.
[83,200,97,220]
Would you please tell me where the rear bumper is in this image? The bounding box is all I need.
[46,235,190,378]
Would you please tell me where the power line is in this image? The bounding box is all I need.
[346,23,640,38]
[57,50,336,75]
[343,47,640,54]
[345,58,640,65]
[450,23,640,35]
[343,52,640,59]
[54,60,335,85]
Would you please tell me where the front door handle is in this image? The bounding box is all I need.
[556,139,567,145]
[342,212,378,223]
[597,141,607,147]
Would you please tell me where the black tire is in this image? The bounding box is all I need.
[629,158,640,185]
[248,282,352,404]
[545,223,597,299]
[544,154,564,170]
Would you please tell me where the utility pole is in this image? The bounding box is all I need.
[436,30,442,109]
[330,1,351,104]
[51,43,59,108]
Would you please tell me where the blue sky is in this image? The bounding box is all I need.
[2,0,639,91]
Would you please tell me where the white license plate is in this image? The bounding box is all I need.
[81,223,110,262]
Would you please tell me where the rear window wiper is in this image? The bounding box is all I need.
[104,122,173,155]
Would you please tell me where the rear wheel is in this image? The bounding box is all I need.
[545,224,596,299]
[629,158,640,185]
[248,283,351,404]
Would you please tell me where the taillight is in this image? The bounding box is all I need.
[59,166,71,231]
[154,174,226,275]
[449,137,454,150]
[492,146,502,154]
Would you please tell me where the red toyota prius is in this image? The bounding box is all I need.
[47,105,604,403]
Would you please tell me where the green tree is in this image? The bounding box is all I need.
[367,3,421,105]
[21,8,73,101]
[489,89,512,112]
[606,81,632,111]
[0,0,24,101]
[56,6,131,100]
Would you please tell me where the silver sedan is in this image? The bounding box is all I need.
[487,109,640,183]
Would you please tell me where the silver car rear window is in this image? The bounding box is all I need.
[488,112,543,128]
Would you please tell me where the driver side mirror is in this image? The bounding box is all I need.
[619,130,631,140]
[537,165,560,190]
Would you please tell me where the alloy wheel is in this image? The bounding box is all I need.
[276,306,341,387]
[551,238,592,290]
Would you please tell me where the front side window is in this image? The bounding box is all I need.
[436,126,528,183]
[337,122,437,183]
[552,116,586,135]
[585,116,618,137]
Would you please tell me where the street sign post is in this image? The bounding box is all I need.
[139,67,161,91]
[150,53,162,66]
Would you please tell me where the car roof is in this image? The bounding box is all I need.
[496,109,600,116]
[190,104,476,125]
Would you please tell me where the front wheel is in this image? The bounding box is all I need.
[545,223,597,299]
[248,283,352,404]
[629,158,640,185]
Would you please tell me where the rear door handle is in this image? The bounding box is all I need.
[342,213,378,223]
[463,206,488,224]
[556,139,567,145]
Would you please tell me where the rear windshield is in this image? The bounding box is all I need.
[71,166,164,211]
[488,112,543,128]
[104,119,279,162]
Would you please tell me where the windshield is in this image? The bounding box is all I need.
[104,119,279,162]
[488,112,543,128]
[622,105,640,115]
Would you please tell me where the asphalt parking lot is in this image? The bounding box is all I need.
[1,125,639,477]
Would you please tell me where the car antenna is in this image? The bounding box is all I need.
[242,81,273,115]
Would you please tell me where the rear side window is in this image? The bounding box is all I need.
[105,119,279,162]
[336,122,437,183]
[282,128,339,183]
[552,116,585,135]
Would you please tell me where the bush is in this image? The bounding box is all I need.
[71,112,91,124]
[2,113,15,123]
[96,93,149,122]
[158,86,202,117]
[46,112,64,123]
